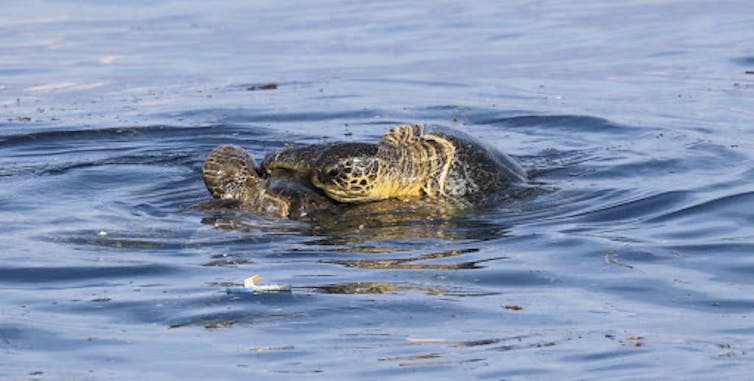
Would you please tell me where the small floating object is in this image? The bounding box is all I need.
[226,274,292,294]
[246,83,278,91]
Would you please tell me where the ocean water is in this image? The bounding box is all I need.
[2,1,754,379]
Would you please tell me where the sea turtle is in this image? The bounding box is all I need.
[262,124,527,204]
[202,144,334,219]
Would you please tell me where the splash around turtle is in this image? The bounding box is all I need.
[201,124,529,219]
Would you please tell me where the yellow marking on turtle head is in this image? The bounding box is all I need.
[310,126,457,203]
[312,155,387,202]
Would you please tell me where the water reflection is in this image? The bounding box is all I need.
[312,282,446,295]
[324,248,507,270]
[309,281,498,297]
[197,197,513,247]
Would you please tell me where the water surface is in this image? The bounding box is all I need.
[2,1,754,379]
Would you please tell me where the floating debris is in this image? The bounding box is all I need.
[503,305,523,311]
[205,320,237,329]
[247,83,278,91]
[627,335,644,347]
[168,321,190,329]
[226,274,292,294]
[604,251,634,269]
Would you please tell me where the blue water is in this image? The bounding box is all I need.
[2,1,754,379]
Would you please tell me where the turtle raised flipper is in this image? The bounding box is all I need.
[203,145,334,219]
[380,124,424,146]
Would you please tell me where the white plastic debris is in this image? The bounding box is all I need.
[226,274,292,294]
[243,274,292,292]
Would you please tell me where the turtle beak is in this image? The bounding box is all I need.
[310,169,323,187]
[260,153,277,175]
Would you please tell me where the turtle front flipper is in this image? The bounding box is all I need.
[202,145,263,200]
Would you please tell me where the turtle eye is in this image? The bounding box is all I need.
[324,165,340,179]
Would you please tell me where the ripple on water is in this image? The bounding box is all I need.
[2,104,753,380]
[2,0,754,378]
[649,190,754,225]
[574,190,692,223]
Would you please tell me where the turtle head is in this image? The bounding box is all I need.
[202,144,268,202]
[311,143,383,203]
